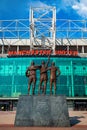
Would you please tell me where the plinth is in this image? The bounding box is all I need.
[14,95,70,127]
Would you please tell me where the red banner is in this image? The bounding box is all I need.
[8,50,78,56]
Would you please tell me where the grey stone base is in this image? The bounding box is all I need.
[14,95,70,127]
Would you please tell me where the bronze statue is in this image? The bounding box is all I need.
[26,61,38,95]
[48,62,60,95]
[26,57,60,95]
[38,57,50,95]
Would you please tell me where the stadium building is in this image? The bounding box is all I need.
[0,7,87,111]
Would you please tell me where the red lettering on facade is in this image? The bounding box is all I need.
[8,50,78,56]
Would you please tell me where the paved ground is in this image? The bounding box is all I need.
[0,110,87,130]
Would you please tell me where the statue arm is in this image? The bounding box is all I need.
[45,55,50,67]
[46,67,51,71]
[35,65,41,69]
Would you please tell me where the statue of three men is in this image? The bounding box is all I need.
[26,57,60,95]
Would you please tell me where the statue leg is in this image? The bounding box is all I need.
[44,80,47,95]
[32,79,36,95]
[50,81,52,95]
[54,81,56,95]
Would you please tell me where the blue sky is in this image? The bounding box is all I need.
[0,0,87,20]
[0,0,87,39]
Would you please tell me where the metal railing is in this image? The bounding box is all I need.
[0,19,87,39]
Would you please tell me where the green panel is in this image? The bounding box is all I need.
[0,57,87,97]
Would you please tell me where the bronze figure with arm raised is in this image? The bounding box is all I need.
[38,56,50,95]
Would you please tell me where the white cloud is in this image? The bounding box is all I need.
[62,0,77,7]
[28,0,87,19]
[72,0,87,18]
[29,1,50,8]
[58,0,77,9]
[56,0,87,18]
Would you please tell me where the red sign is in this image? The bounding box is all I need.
[8,50,78,56]
[55,50,78,56]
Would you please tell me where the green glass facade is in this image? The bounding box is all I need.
[0,57,87,97]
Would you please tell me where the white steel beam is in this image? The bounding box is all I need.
[30,7,56,53]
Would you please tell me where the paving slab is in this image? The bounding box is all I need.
[0,127,87,130]
[0,110,87,130]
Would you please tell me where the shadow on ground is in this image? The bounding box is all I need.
[70,116,85,126]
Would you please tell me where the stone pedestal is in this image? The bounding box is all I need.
[14,95,70,127]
